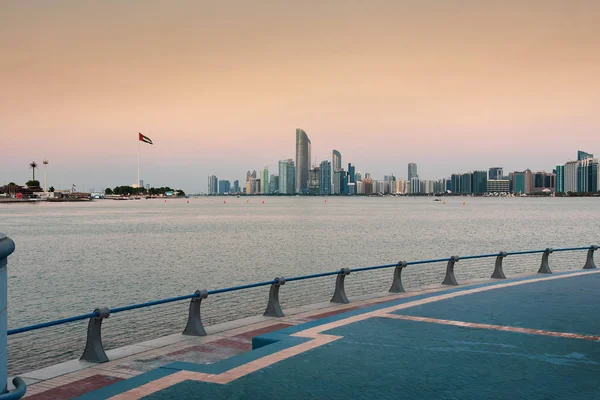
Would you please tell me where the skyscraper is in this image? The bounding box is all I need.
[489,167,503,180]
[208,175,218,194]
[578,151,594,161]
[408,163,418,181]
[279,159,295,194]
[555,166,565,193]
[347,163,355,184]
[308,167,320,194]
[332,150,342,172]
[233,180,240,193]
[269,175,279,194]
[319,160,331,194]
[472,171,488,194]
[578,158,599,193]
[261,167,269,194]
[564,161,578,193]
[295,129,311,194]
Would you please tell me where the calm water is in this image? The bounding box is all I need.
[2,196,600,374]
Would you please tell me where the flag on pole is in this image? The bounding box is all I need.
[139,132,153,145]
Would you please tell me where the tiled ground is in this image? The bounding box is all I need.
[17,286,447,399]
[80,270,600,400]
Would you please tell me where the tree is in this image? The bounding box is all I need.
[105,188,113,195]
[49,186,55,192]
[176,189,185,197]
[26,180,40,188]
[29,161,38,180]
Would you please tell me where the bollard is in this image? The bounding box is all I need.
[442,256,460,285]
[183,290,209,336]
[537,248,553,274]
[264,277,286,317]
[389,261,408,293]
[583,245,598,270]
[331,268,351,304]
[0,234,16,396]
[80,307,110,363]
[491,251,508,279]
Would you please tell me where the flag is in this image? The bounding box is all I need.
[139,132,153,145]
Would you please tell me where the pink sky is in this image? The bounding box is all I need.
[1,1,598,192]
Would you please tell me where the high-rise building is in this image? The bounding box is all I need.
[218,180,230,194]
[332,150,342,172]
[488,167,503,181]
[278,159,296,194]
[564,161,578,193]
[261,168,269,194]
[410,177,420,194]
[319,160,331,194]
[295,129,311,194]
[208,175,218,194]
[269,175,279,194]
[556,165,565,193]
[332,170,341,194]
[347,163,355,184]
[233,180,240,193]
[408,163,418,181]
[246,171,251,182]
[578,158,599,193]
[308,167,320,194]
[487,180,510,193]
[472,171,488,194]
[355,171,362,182]
[578,151,594,161]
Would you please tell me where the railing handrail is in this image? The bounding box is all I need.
[6,245,597,336]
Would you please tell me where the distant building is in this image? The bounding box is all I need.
[208,175,218,194]
[218,180,230,194]
[408,163,418,181]
[472,171,488,194]
[332,150,342,172]
[578,151,594,161]
[564,161,578,193]
[233,180,240,193]
[261,168,269,194]
[488,167,503,181]
[319,160,331,194]
[410,177,420,194]
[269,175,279,194]
[278,159,295,194]
[487,180,510,193]
[577,158,599,193]
[556,165,565,193]
[309,167,320,194]
[295,129,311,194]
[347,163,355,184]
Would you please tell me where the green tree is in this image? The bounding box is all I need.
[26,180,40,188]
[105,188,113,195]
[49,186,55,192]
[176,189,185,196]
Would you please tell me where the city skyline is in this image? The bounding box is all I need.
[2,1,599,192]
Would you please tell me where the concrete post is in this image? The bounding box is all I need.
[442,256,460,285]
[264,277,286,318]
[537,248,553,274]
[0,233,16,395]
[583,245,598,269]
[331,268,351,304]
[80,307,110,363]
[183,290,209,336]
[491,252,508,279]
[389,261,408,293]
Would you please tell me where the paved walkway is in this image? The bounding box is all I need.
[17,270,600,399]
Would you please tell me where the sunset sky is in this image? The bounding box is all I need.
[1,0,598,192]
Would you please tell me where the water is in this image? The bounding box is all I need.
[1,196,599,374]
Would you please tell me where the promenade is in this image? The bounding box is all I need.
[10,269,600,399]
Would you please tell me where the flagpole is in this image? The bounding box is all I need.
[137,136,140,188]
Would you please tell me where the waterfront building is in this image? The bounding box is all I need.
[332,150,342,172]
[278,159,296,194]
[355,172,362,182]
[332,170,341,194]
[269,175,279,194]
[295,129,311,194]
[405,181,411,194]
[233,180,240,193]
[408,163,418,181]
[245,179,253,195]
[487,180,510,193]
[532,171,556,193]
[577,158,599,193]
[578,150,594,161]
[218,180,231,194]
[410,177,420,194]
[488,167,503,181]
[208,175,218,194]
[472,171,488,194]
[347,182,356,195]
[556,165,565,193]
[356,180,364,194]
[319,160,331,194]
[363,178,374,194]
[246,171,251,182]
[261,168,269,194]
[308,167,320,194]
[564,161,578,193]
[347,163,355,184]
[340,170,348,194]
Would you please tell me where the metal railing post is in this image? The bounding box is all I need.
[491,251,508,279]
[537,248,553,274]
[389,261,407,293]
[331,268,351,304]
[183,290,209,336]
[0,234,16,396]
[80,307,110,363]
[583,245,598,269]
[442,256,460,285]
[264,277,286,317]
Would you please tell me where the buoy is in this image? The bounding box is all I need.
[224,200,226,204]
[187,200,189,204]
[262,200,264,204]
[164,199,166,203]
[324,199,327,203]
[462,201,466,205]
[442,201,446,204]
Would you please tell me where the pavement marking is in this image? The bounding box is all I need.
[382,314,600,341]
[108,270,600,399]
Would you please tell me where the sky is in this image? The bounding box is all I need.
[1,0,599,193]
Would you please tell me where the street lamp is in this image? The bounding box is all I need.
[43,159,49,192]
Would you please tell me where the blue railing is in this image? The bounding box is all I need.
[5,245,600,366]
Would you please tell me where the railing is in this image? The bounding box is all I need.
[3,243,597,372]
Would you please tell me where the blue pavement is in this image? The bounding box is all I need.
[79,270,600,399]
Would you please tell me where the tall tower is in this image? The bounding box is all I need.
[408,163,418,181]
[295,129,311,194]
